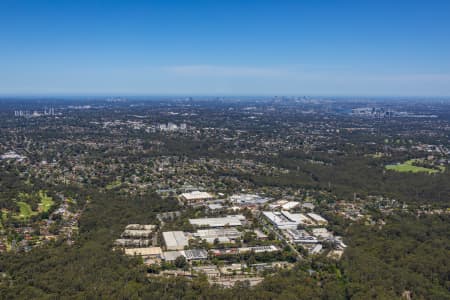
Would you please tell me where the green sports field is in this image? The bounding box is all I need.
[386,159,444,174]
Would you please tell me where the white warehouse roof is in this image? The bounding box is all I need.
[307,213,328,224]
[163,231,189,250]
[125,224,156,231]
[195,228,241,239]
[262,211,298,229]
[124,247,162,257]
[189,215,245,227]
[180,191,213,201]
[281,201,300,210]
[281,211,314,226]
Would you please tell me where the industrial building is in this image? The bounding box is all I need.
[262,211,324,229]
[229,194,270,206]
[189,215,245,228]
[115,224,156,248]
[184,249,208,261]
[311,228,333,240]
[114,238,151,248]
[238,245,279,254]
[207,203,224,211]
[125,224,156,231]
[194,228,241,244]
[124,247,162,259]
[268,200,299,210]
[121,229,153,238]
[284,229,318,244]
[282,211,316,226]
[121,224,156,238]
[162,249,208,261]
[180,191,214,205]
[163,231,189,250]
[162,250,185,262]
[262,211,298,229]
[210,248,239,257]
[281,201,300,210]
[307,213,328,225]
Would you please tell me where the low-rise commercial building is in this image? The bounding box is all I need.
[281,201,300,210]
[180,191,214,205]
[163,231,189,250]
[263,211,324,229]
[189,215,245,228]
[238,245,279,254]
[307,213,328,225]
[284,229,318,244]
[121,229,153,238]
[229,194,270,207]
[184,249,208,261]
[262,211,298,229]
[163,249,209,261]
[162,250,185,262]
[282,211,315,227]
[124,247,162,259]
[125,224,156,231]
[194,228,241,244]
[114,238,151,247]
[311,228,333,240]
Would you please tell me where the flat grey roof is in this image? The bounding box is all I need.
[162,231,189,249]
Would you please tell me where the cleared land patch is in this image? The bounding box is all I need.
[38,190,54,212]
[17,201,37,218]
[386,159,444,174]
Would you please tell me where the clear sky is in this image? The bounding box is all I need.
[1,0,450,96]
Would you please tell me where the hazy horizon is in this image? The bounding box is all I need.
[1,0,450,96]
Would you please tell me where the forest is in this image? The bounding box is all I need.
[1,184,449,299]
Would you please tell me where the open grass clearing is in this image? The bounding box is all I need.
[386,159,444,174]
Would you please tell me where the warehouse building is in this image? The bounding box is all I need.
[281,211,315,227]
[263,211,321,229]
[184,249,208,261]
[229,194,270,207]
[162,249,208,261]
[121,224,156,238]
[124,246,162,259]
[189,215,245,228]
[180,191,214,205]
[284,229,318,244]
[194,228,241,244]
[121,229,154,238]
[238,245,279,254]
[125,224,156,231]
[307,213,328,225]
[163,231,189,250]
[114,238,151,248]
[162,250,185,262]
[268,200,299,210]
[262,211,298,229]
[311,228,333,240]
[115,224,156,248]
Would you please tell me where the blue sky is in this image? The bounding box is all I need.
[1,0,450,96]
